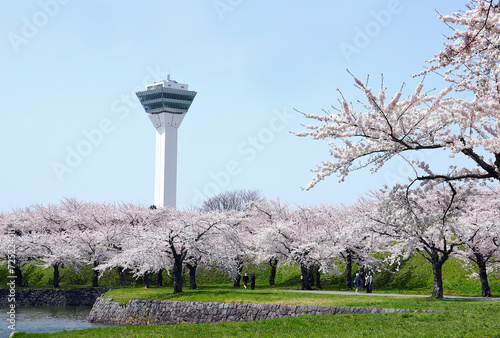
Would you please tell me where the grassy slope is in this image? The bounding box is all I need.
[2,254,499,297]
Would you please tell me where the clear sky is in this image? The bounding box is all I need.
[0,0,467,212]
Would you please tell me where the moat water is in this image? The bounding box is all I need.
[0,306,116,336]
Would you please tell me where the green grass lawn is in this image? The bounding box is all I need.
[101,286,497,311]
[13,287,500,338]
[11,311,500,338]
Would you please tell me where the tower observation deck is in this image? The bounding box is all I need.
[136,76,197,208]
[136,77,197,115]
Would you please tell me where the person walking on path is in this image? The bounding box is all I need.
[365,273,373,293]
[369,273,373,293]
[354,273,360,293]
[243,273,249,290]
[250,274,256,290]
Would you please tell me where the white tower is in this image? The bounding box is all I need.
[136,76,197,208]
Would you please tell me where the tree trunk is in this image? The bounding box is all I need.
[14,264,23,287]
[308,264,315,287]
[233,274,241,287]
[53,263,60,288]
[269,258,278,286]
[431,262,444,298]
[429,251,446,298]
[475,253,492,297]
[300,263,313,290]
[314,264,321,289]
[359,266,365,290]
[156,269,164,287]
[172,256,184,293]
[186,263,198,290]
[345,250,352,290]
[92,261,99,287]
[143,272,150,288]
[233,261,243,288]
[117,267,126,286]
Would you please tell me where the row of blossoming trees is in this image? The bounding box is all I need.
[1,183,499,297]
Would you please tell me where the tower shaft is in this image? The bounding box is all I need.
[136,77,196,209]
[154,120,178,208]
[149,112,185,208]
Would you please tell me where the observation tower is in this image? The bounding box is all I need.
[136,75,197,208]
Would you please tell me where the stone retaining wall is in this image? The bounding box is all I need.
[0,288,109,307]
[88,297,411,325]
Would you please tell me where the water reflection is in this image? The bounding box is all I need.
[0,306,116,335]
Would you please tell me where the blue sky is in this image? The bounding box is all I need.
[0,0,466,212]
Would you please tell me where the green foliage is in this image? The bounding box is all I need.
[327,258,352,289]
[97,267,135,287]
[63,264,93,286]
[0,262,9,282]
[382,254,433,290]
[272,261,301,287]
[23,264,47,285]
[188,264,232,285]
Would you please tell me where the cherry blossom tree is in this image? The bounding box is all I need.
[364,182,471,298]
[318,203,384,290]
[182,209,244,290]
[250,201,340,290]
[22,203,81,288]
[415,0,500,182]
[201,189,263,287]
[454,186,500,297]
[98,207,181,290]
[296,78,459,188]
[422,1,500,101]
[60,199,126,287]
[210,209,255,288]
[99,207,238,293]
[247,200,292,287]
[116,203,155,286]
[294,1,500,296]
[0,209,35,286]
[4,206,77,287]
[296,1,500,189]
[294,205,346,290]
[97,222,169,289]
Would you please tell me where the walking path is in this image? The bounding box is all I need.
[284,290,500,301]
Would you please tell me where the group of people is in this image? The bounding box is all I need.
[242,273,256,290]
[353,272,373,293]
